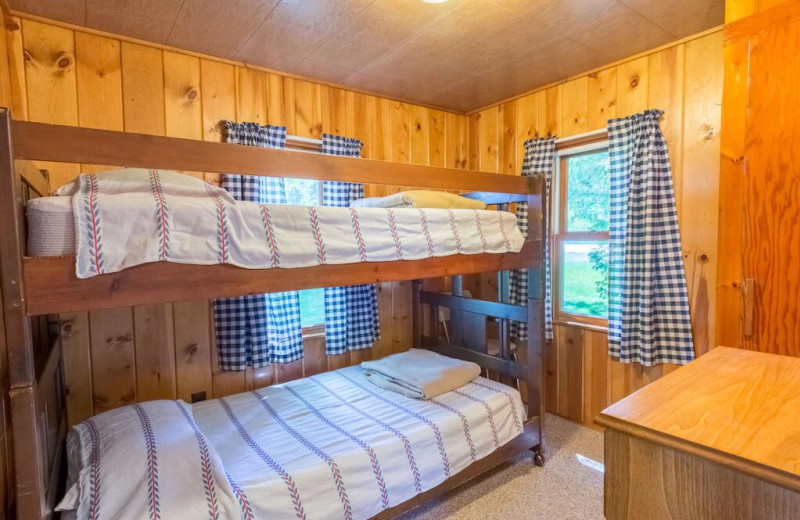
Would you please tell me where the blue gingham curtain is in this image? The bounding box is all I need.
[213,121,303,370]
[608,110,694,366]
[510,137,556,343]
[321,134,381,354]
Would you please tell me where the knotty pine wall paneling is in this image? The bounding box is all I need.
[469,30,723,428]
[7,16,472,428]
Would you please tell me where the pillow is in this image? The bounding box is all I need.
[56,400,241,520]
[53,168,221,199]
[351,190,487,210]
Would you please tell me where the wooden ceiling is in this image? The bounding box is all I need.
[8,0,724,112]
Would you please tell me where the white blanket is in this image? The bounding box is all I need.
[361,348,481,399]
[193,367,525,520]
[71,169,524,279]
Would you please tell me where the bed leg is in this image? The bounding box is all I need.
[531,444,545,466]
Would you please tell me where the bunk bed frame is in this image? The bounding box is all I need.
[0,107,546,520]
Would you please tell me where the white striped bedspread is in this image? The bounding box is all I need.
[67,169,524,279]
[194,366,526,520]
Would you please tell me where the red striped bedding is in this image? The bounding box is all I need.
[25,169,524,279]
[58,366,525,520]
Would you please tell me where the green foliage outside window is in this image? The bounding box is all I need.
[561,153,610,319]
[566,153,610,232]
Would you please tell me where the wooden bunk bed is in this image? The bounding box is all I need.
[0,107,546,519]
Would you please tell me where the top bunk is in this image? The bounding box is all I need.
[0,109,544,317]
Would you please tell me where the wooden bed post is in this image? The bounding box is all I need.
[526,176,546,466]
[0,109,36,387]
[412,279,423,348]
[0,107,49,518]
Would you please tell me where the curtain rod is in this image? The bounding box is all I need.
[554,129,607,151]
[286,135,323,152]
[555,128,606,144]
[289,129,606,146]
[287,128,609,155]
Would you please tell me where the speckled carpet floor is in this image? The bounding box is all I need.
[400,413,605,520]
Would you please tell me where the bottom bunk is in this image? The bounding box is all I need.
[17,280,544,519]
[58,364,539,520]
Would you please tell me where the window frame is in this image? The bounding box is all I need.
[551,137,610,330]
[302,323,326,337]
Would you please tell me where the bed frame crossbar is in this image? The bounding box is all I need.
[419,290,528,322]
[420,337,529,380]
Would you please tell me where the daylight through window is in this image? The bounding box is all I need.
[554,149,610,325]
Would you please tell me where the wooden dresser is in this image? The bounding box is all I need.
[597,347,800,519]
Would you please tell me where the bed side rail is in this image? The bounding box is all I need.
[11,120,529,195]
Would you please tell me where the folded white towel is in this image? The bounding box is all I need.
[362,348,481,399]
[351,190,486,210]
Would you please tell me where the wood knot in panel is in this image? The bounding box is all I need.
[699,122,718,141]
[56,53,74,70]
[107,333,133,347]
[186,343,199,357]
[61,321,74,336]
[630,76,640,89]
[186,87,198,101]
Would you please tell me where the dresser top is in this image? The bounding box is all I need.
[597,347,800,491]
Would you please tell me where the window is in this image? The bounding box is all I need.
[554,147,610,326]
[284,178,325,328]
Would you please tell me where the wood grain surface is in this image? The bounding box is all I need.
[605,429,800,520]
[598,347,800,490]
[717,0,800,354]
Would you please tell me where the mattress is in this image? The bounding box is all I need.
[26,191,524,280]
[26,196,74,256]
[193,366,525,520]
